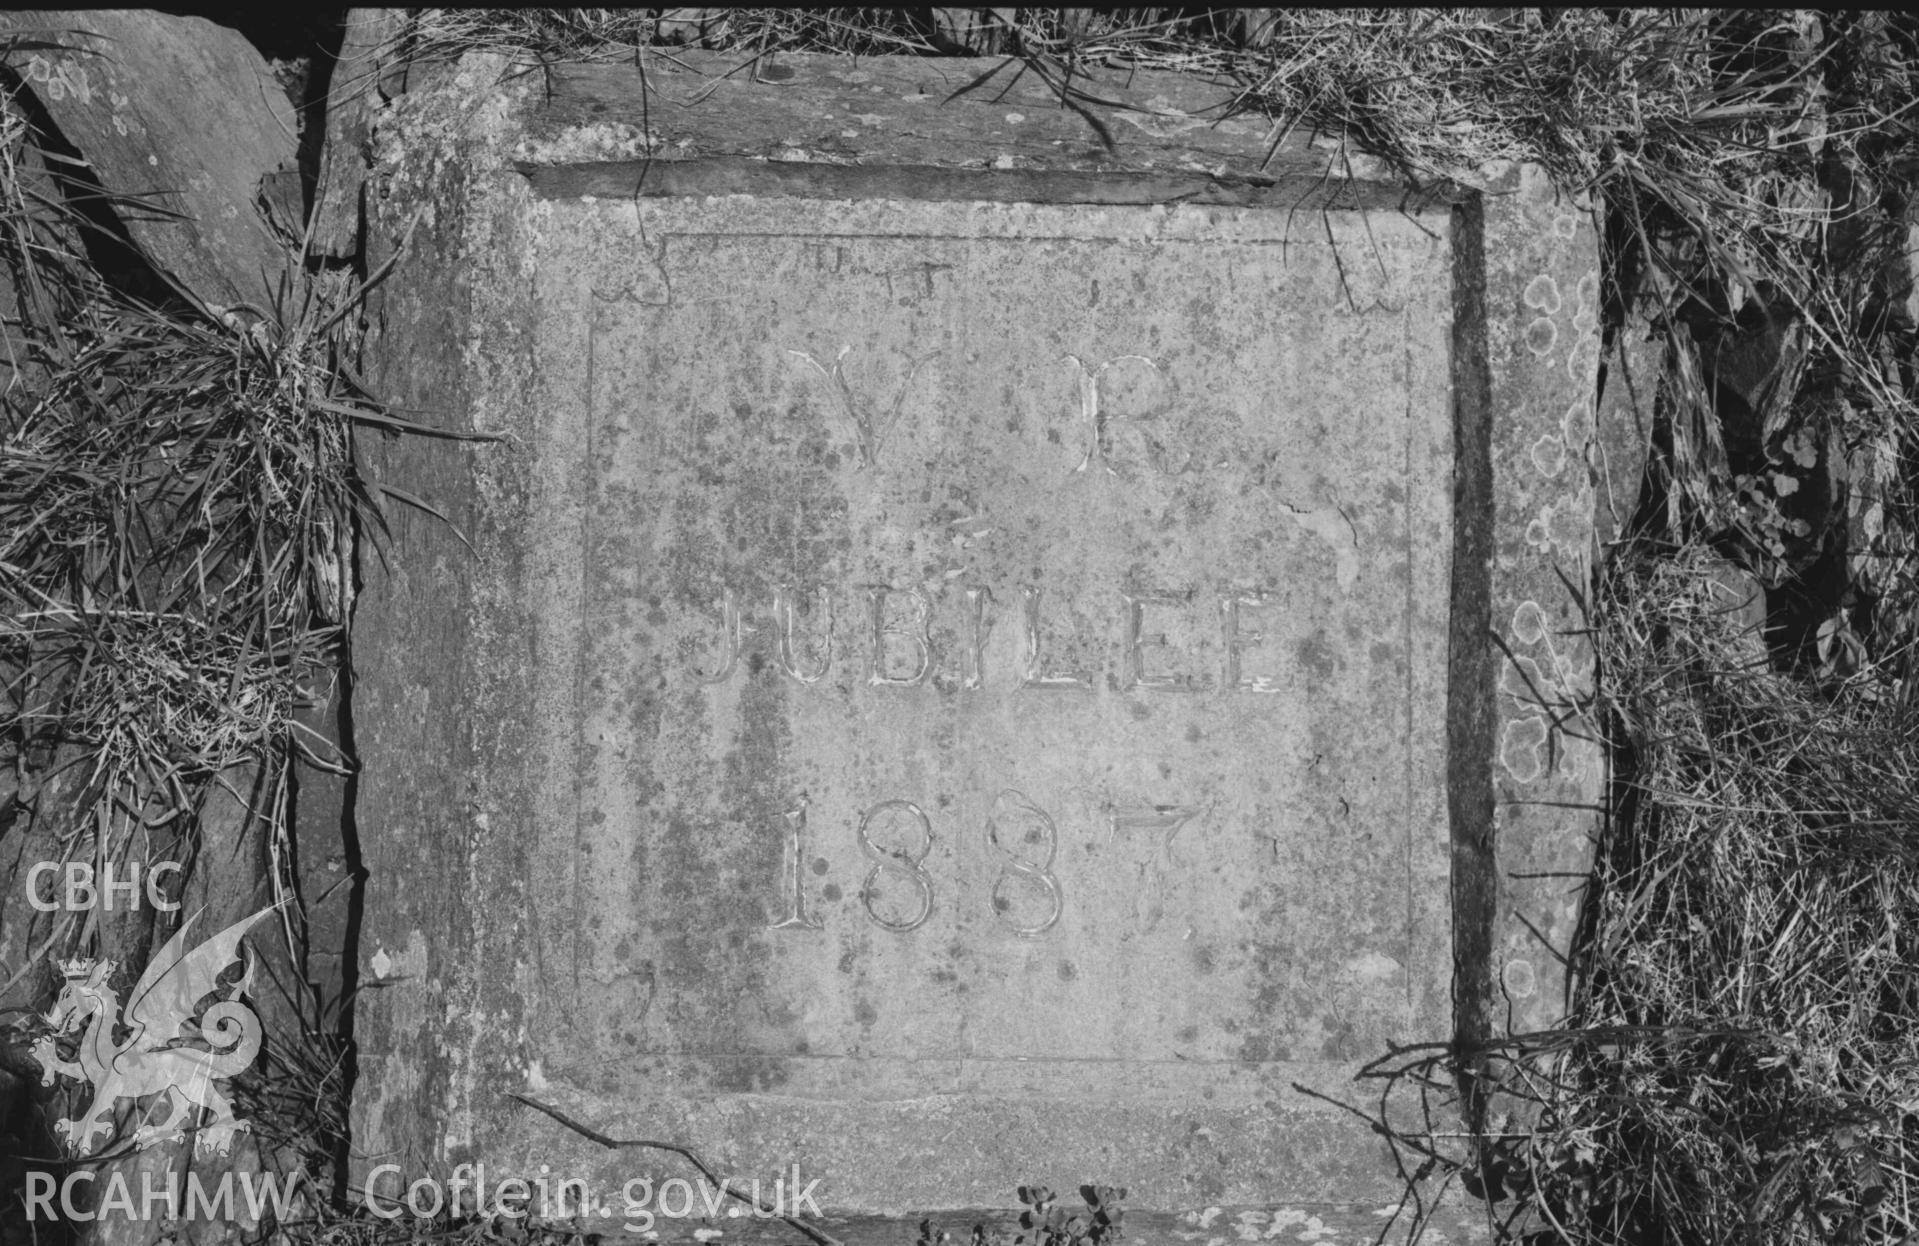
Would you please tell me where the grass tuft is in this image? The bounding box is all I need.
[5,42,393,1220]
[0,119,373,902]
[1362,544,1919,1244]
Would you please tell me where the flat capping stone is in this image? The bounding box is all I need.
[512,53,1472,211]
[515,156,1464,212]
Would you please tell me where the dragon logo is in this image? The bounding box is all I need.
[30,907,274,1157]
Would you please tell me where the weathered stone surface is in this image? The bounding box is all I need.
[515,55,1420,191]
[1890,217,1919,330]
[923,9,1008,55]
[0,102,42,403]
[528,189,1454,1204]
[655,8,727,47]
[1448,166,1607,1063]
[343,50,1604,1237]
[311,8,407,261]
[0,10,295,310]
[1592,313,1660,548]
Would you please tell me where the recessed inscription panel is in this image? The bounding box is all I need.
[557,202,1452,1111]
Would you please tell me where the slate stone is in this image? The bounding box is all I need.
[310,8,407,262]
[0,9,295,311]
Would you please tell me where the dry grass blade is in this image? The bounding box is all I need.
[1352,547,1919,1245]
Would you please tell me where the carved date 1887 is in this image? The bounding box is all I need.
[767,790,1187,938]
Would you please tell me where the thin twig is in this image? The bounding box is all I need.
[509,1093,845,1246]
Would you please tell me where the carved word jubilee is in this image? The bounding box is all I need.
[687,350,1301,692]
[693,584,1284,694]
